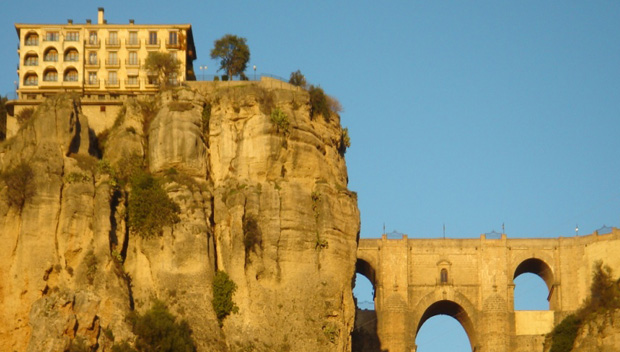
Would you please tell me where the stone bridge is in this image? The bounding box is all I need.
[356,227,620,352]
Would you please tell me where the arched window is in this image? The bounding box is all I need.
[43,68,58,82]
[64,48,79,62]
[24,72,38,86]
[440,268,448,284]
[64,68,78,82]
[24,52,38,66]
[25,32,39,46]
[43,48,58,62]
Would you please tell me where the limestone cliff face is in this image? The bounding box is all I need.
[569,310,620,352]
[0,81,360,352]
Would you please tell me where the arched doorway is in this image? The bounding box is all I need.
[513,258,554,310]
[352,258,380,352]
[415,300,477,352]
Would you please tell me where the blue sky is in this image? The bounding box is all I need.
[2,2,619,351]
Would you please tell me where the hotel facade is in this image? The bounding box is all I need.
[5,8,197,136]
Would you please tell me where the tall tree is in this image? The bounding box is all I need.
[210,34,250,80]
[144,52,180,88]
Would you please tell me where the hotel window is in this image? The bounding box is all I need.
[147,74,158,85]
[168,71,178,85]
[108,52,118,65]
[88,51,97,65]
[108,31,119,45]
[127,75,138,85]
[66,31,79,41]
[169,31,178,45]
[24,53,38,66]
[25,32,39,46]
[440,269,448,284]
[88,72,98,85]
[148,31,158,45]
[89,31,98,44]
[45,31,59,41]
[24,73,38,86]
[43,69,58,82]
[44,48,58,62]
[64,69,78,82]
[64,48,79,62]
[129,31,138,45]
[109,72,118,84]
[128,51,138,65]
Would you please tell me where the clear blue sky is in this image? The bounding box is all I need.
[2,2,619,351]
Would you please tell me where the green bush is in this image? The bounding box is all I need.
[127,300,196,352]
[201,103,211,134]
[65,172,91,184]
[308,85,330,120]
[1,162,35,210]
[212,271,239,325]
[289,70,307,88]
[111,341,137,352]
[243,214,262,263]
[270,108,290,134]
[16,107,35,126]
[549,314,581,352]
[339,128,351,155]
[128,171,180,238]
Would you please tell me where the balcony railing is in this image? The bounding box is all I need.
[125,39,141,48]
[125,59,141,67]
[124,79,141,88]
[25,40,39,46]
[105,80,120,88]
[166,40,181,49]
[145,39,160,48]
[106,39,121,48]
[85,40,100,48]
[105,59,120,68]
[85,80,100,88]
[85,60,100,68]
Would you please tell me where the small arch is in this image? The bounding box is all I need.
[43,47,58,62]
[43,67,58,82]
[64,47,79,62]
[25,31,39,45]
[352,258,380,352]
[24,72,38,86]
[416,300,477,351]
[64,67,78,82]
[23,52,38,66]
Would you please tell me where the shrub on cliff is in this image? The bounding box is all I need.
[212,271,239,325]
[0,161,35,210]
[289,70,307,88]
[128,171,180,238]
[270,107,290,134]
[126,300,196,352]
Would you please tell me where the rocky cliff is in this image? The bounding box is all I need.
[0,80,360,352]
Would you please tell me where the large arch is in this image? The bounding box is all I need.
[513,257,555,310]
[416,300,478,351]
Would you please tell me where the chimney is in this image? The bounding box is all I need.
[98,7,105,25]
[86,19,92,24]
[67,19,73,24]
[129,19,135,25]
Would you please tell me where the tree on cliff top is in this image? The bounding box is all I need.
[210,34,250,80]
[144,52,180,88]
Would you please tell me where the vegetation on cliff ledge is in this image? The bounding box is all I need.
[549,261,620,352]
[212,270,239,326]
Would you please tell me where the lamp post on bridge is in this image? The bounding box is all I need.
[199,65,207,81]
[253,65,256,81]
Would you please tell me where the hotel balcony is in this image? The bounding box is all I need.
[106,39,121,48]
[84,79,100,88]
[105,80,120,88]
[166,40,181,49]
[125,39,141,49]
[145,39,161,49]
[124,79,141,88]
[125,59,141,68]
[85,60,100,69]
[85,40,100,49]
[105,59,120,68]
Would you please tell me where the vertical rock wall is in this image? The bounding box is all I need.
[0,82,360,352]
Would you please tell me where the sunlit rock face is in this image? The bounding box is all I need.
[0,82,359,352]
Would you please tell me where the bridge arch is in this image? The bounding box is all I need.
[512,257,556,310]
[410,291,478,351]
